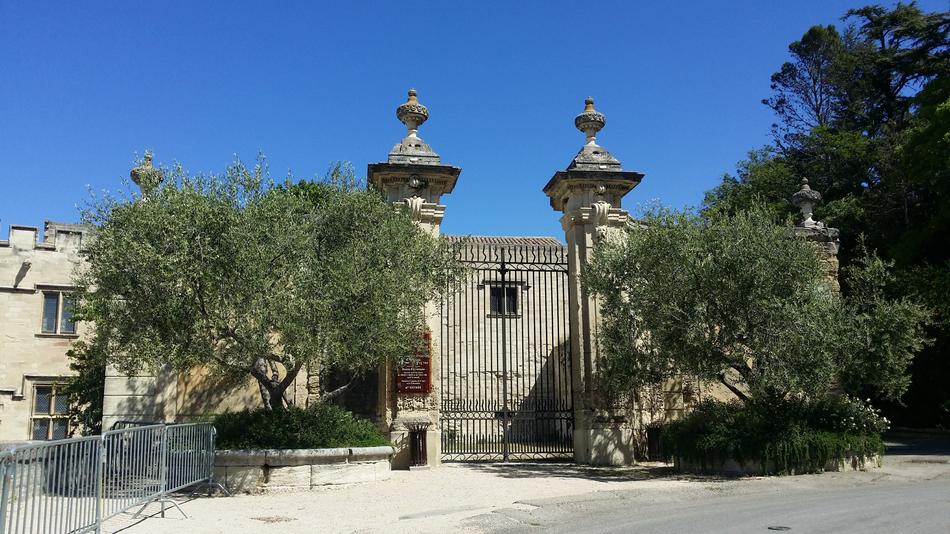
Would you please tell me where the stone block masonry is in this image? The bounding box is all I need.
[213,446,394,493]
[0,222,88,441]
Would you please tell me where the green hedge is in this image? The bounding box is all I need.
[213,403,389,449]
[662,396,886,475]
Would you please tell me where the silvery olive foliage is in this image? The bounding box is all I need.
[586,205,927,404]
[838,241,931,401]
[73,156,459,410]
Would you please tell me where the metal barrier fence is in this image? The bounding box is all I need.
[0,423,221,534]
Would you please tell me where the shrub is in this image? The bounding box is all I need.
[662,396,885,475]
[213,403,389,449]
[808,395,890,435]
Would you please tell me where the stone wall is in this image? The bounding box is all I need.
[214,446,393,493]
[794,225,841,291]
[102,364,308,429]
[0,223,87,441]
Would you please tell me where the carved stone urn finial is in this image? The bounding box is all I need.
[130,150,164,193]
[575,97,606,146]
[396,88,429,139]
[792,178,822,227]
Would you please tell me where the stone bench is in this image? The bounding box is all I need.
[214,446,394,493]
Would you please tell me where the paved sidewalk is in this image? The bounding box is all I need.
[105,435,950,534]
[105,463,685,533]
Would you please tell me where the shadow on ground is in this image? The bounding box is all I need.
[884,432,950,457]
[454,433,950,482]
[453,461,734,483]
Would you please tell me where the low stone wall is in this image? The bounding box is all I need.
[214,446,394,493]
[674,453,882,477]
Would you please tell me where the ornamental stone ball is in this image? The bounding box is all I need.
[396,89,429,137]
[130,151,164,193]
[575,97,607,146]
[792,178,823,227]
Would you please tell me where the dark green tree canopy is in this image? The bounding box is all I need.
[707,2,948,255]
[74,158,458,410]
[703,2,947,425]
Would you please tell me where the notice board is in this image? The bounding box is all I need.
[396,331,432,394]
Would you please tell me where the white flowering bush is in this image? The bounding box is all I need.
[811,395,890,435]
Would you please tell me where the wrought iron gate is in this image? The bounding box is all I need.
[440,240,573,461]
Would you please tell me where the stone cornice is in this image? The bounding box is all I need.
[367,162,461,197]
[543,169,644,212]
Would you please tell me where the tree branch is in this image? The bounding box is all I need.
[320,376,356,402]
[718,370,750,403]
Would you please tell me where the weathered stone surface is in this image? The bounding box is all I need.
[218,465,266,493]
[794,225,842,291]
[215,450,267,466]
[214,448,394,492]
[266,465,311,488]
[349,446,396,462]
[266,448,349,466]
[674,453,883,476]
[0,222,90,441]
[310,461,386,486]
[213,465,228,486]
[311,463,371,485]
[827,453,883,472]
[587,427,637,466]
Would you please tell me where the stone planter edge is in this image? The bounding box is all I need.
[672,452,883,476]
[215,446,394,466]
[214,446,396,493]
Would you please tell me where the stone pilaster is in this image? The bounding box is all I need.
[367,89,460,467]
[543,98,644,465]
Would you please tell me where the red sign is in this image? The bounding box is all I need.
[397,331,432,394]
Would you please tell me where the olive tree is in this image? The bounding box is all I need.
[73,157,457,410]
[585,205,928,404]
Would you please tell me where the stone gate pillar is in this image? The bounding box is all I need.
[543,98,644,465]
[367,89,460,468]
[791,179,841,291]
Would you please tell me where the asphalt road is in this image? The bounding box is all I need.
[478,478,950,533]
[465,434,950,534]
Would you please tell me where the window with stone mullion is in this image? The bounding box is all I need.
[40,291,76,334]
[31,384,69,440]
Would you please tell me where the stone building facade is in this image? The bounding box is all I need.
[0,222,87,441]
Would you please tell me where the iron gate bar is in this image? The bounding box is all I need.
[499,252,509,461]
[441,241,573,462]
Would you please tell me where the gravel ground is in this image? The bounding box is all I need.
[104,435,950,534]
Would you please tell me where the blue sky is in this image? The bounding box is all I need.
[1,1,944,240]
